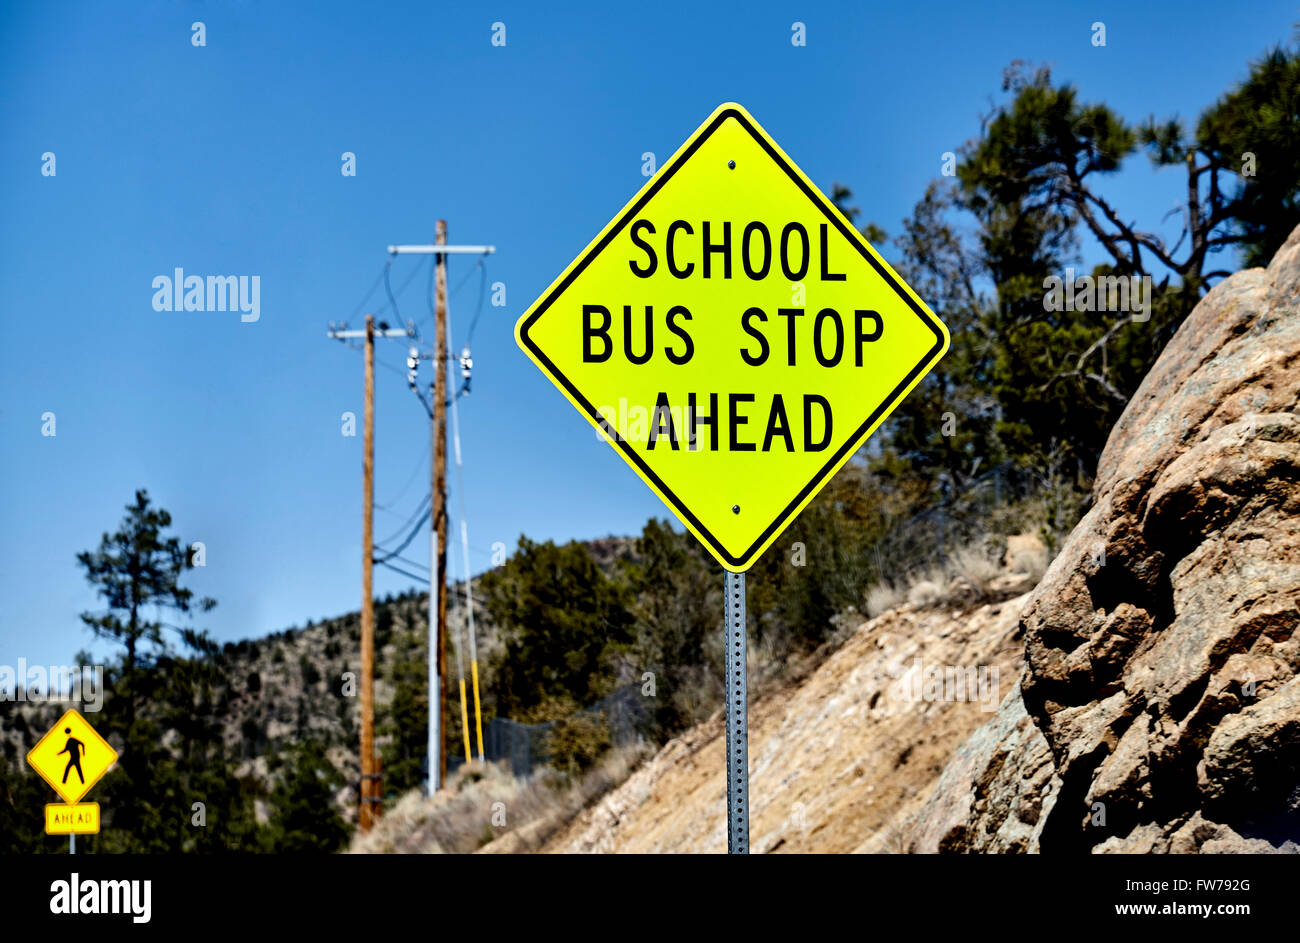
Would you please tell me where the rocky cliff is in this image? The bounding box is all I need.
[913,223,1300,853]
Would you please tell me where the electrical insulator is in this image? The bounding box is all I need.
[459,348,473,380]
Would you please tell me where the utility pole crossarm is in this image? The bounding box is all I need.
[388,245,495,256]
[328,327,413,339]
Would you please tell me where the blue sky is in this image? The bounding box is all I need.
[2,0,1295,668]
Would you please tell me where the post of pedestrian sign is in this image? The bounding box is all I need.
[516,103,949,854]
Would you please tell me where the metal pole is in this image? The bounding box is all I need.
[444,281,471,766]
[446,306,485,763]
[724,569,749,854]
[70,834,75,855]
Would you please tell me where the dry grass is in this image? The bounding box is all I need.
[864,535,1043,618]
[906,578,945,608]
[1005,534,1050,585]
[949,543,1001,588]
[866,582,906,618]
[348,744,650,855]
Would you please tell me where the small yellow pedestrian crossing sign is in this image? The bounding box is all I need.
[27,708,118,804]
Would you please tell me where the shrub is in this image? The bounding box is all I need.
[906,579,944,608]
[866,582,905,617]
[542,709,613,779]
[948,543,1000,590]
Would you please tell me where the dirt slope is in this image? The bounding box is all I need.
[536,594,1029,853]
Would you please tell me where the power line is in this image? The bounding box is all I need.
[375,508,430,563]
[341,255,426,329]
[451,256,485,297]
[328,332,414,387]
[375,355,415,383]
[380,255,431,322]
[375,436,430,511]
[463,259,490,349]
[417,250,481,337]
[434,258,488,397]
[376,492,431,546]
[372,557,489,607]
[375,558,428,584]
[349,264,387,321]
[375,550,429,573]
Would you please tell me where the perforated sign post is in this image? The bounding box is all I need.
[517,103,948,853]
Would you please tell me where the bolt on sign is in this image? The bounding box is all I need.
[517,103,949,570]
[27,708,118,809]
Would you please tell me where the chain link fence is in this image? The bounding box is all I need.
[871,461,1041,581]
[446,682,649,778]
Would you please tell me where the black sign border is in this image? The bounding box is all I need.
[518,106,946,569]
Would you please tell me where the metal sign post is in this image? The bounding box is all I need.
[724,569,749,854]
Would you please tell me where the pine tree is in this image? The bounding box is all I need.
[264,742,349,853]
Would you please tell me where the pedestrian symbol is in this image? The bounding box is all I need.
[27,708,118,804]
[59,729,86,785]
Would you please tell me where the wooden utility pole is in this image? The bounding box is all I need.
[327,317,411,824]
[360,314,376,832]
[387,231,493,794]
[432,221,450,788]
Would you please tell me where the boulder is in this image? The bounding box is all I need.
[927,223,1300,853]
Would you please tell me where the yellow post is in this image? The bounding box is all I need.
[459,678,472,763]
[471,660,485,761]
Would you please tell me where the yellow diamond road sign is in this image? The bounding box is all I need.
[517,103,949,571]
[27,708,118,805]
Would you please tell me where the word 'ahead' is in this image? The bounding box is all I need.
[516,103,948,572]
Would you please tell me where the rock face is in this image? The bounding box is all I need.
[903,680,1058,853]
[934,224,1300,853]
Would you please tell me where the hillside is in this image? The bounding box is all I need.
[343,541,1043,855]
[500,222,1300,855]
[0,536,640,830]
[533,592,1031,853]
[9,225,1295,854]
